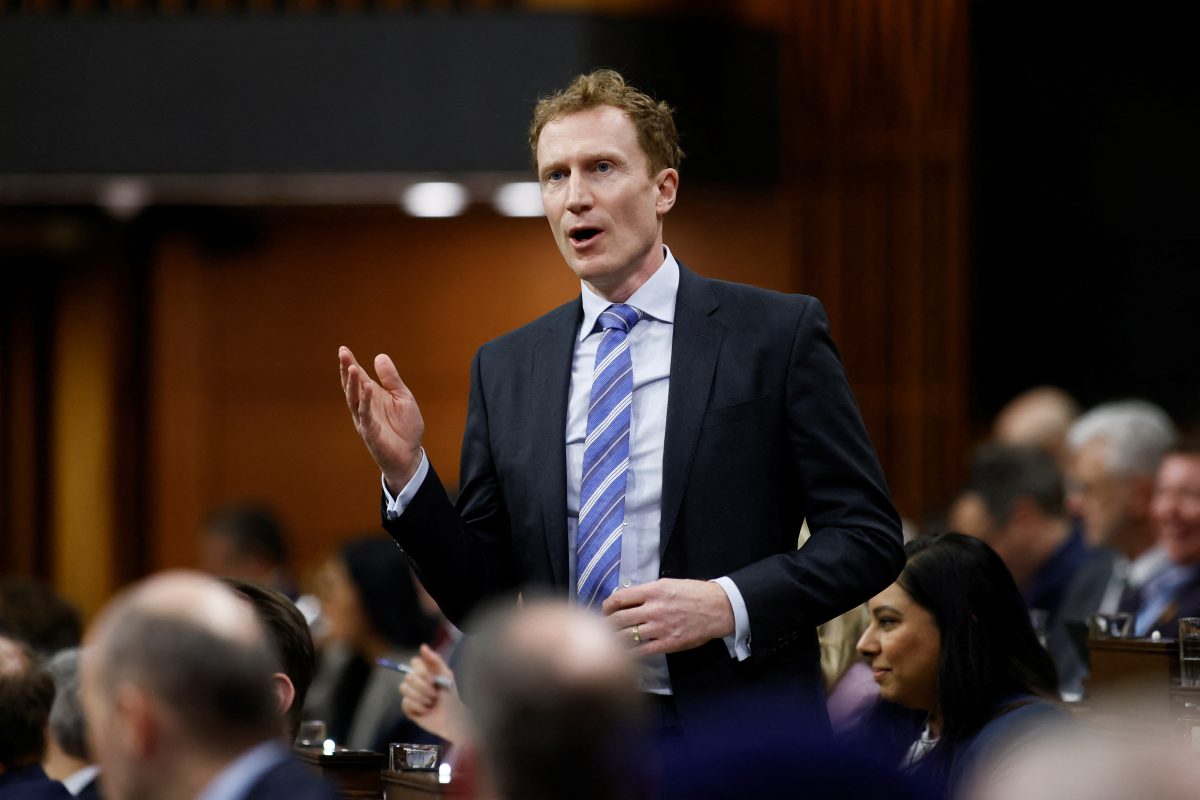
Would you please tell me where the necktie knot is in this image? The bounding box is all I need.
[598,304,640,334]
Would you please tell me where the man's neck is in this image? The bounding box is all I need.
[42,740,89,782]
[583,245,666,304]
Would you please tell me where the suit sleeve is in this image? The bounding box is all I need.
[727,297,905,662]
[381,348,519,628]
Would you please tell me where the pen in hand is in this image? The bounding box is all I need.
[377,657,454,690]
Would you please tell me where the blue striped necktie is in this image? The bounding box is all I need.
[577,303,641,609]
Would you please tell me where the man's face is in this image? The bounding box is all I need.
[536,105,677,302]
[1067,438,1137,548]
[79,656,138,800]
[1152,454,1200,566]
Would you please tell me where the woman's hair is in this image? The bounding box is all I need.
[340,536,436,649]
[896,532,1058,777]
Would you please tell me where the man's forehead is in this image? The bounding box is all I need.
[537,106,640,158]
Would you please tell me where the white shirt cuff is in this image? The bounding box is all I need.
[711,576,752,661]
[382,449,429,520]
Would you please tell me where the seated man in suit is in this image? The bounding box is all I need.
[79,572,338,800]
[339,68,903,740]
[43,649,100,799]
[1133,434,1200,638]
[222,578,317,745]
[0,635,71,799]
[951,445,1090,623]
[1055,401,1176,688]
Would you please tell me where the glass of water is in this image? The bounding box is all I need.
[295,720,327,748]
[1179,617,1200,688]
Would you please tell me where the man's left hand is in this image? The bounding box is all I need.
[601,578,735,656]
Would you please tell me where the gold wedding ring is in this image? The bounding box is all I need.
[632,625,641,644]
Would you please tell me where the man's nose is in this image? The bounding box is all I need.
[565,174,591,213]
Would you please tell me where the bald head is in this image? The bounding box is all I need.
[993,386,1081,464]
[461,600,642,800]
[507,603,633,685]
[83,572,279,765]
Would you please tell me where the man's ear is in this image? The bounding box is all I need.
[271,672,296,719]
[115,683,159,759]
[655,168,679,216]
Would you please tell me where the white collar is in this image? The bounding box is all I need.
[1130,546,1172,586]
[578,245,680,342]
[61,764,100,796]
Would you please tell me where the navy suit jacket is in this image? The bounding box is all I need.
[1145,567,1200,638]
[385,263,904,728]
[0,765,71,800]
[243,756,340,800]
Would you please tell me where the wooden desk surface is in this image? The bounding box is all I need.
[1086,637,1181,717]
[294,746,386,800]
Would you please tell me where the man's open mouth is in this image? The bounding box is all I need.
[570,228,601,242]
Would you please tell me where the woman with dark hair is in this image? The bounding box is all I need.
[854,532,1067,798]
[305,537,437,751]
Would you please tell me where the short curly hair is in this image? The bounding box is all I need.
[529,68,684,176]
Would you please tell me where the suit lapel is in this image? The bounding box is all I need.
[531,300,582,588]
[660,265,723,556]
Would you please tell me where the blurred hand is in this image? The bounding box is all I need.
[338,346,424,491]
[602,578,735,656]
[399,644,472,745]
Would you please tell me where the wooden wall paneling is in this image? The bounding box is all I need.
[0,269,53,577]
[51,260,119,620]
[781,0,970,521]
[149,234,214,573]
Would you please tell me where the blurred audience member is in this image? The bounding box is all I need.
[1064,400,1176,590]
[819,603,877,733]
[991,386,1081,467]
[201,504,297,599]
[459,599,645,800]
[43,648,100,799]
[1055,401,1176,691]
[853,533,1065,799]
[304,538,435,750]
[79,571,337,800]
[0,634,70,799]
[0,577,82,656]
[223,578,316,744]
[398,644,472,748]
[1130,434,1200,637]
[951,446,1088,624]
[972,722,1200,800]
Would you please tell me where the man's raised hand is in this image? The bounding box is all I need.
[338,346,425,491]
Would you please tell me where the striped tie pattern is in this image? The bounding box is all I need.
[577,303,641,608]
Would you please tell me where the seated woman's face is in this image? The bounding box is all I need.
[857,583,941,714]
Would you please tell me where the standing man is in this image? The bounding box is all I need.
[340,69,902,734]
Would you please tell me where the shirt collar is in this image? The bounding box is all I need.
[578,245,680,342]
[196,740,288,800]
[1130,546,1173,585]
[62,764,101,796]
